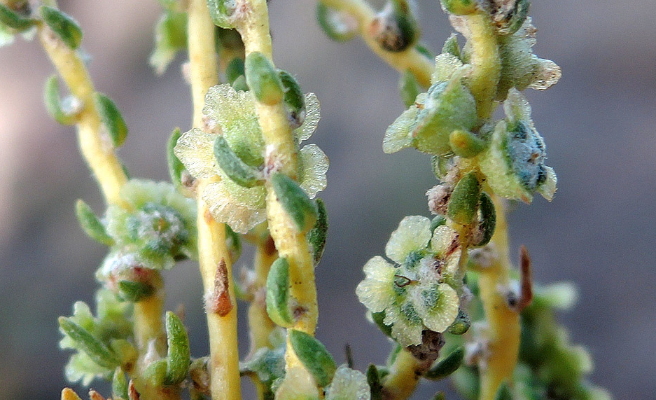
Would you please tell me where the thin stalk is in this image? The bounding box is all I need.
[381,350,424,400]
[319,0,433,87]
[187,0,241,399]
[460,11,501,119]
[38,22,128,207]
[235,0,318,376]
[476,195,519,400]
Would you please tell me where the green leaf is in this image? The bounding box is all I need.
[399,70,420,108]
[265,257,293,327]
[144,359,168,386]
[447,172,481,225]
[75,199,113,246]
[59,317,120,369]
[245,52,284,105]
[279,70,306,128]
[112,368,128,400]
[307,198,328,267]
[366,364,383,400]
[214,135,263,188]
[165,311,190,384]
[44,75,78,125]
[440,0,477,15]
[289,330,337,387]
[370,311,392,338]
[449,129,486,158]
[0,3,35,30]
[225,58,244,85]
[424,346,464,380]
[95,93,128,148]
[316,3,358,42]
[150,10,187,75]
[441,33,461,60]
[494,382,512,400]
[473,192,496,247]
[167,128,186,188]
[447,309,471,335]
[371,0,419,52]
[232,75,248,92]
[271,173,318,233]
[40,6,82,49]
[117,281,155,302]
[225,224,242,263]
[206,0,235,29]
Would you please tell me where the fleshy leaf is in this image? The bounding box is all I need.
[213,135,263,188]
[399,70,421,108]
[271,173,318,233]
[316,2,358,42]
[0,3,35,30]
[245,52,284,105]
[150,10,187,75]
[95,93,128,148]
[265,257,294,327]
[308,198,328,266]
[425,346,464,380]
[59,317,121,369]
[40,6,82,49]
[206,0,236,29]
[44,75,79,125]
[75,199,113,246]
[289,330,337,387]
[165,311,190,384]
[447,172,481,225]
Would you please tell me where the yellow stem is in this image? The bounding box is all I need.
[477,195,519,400]
[381,350,424,400]
[38,23,128,207]
[187,1,241,399]
[462,11,501,120]
[236,0,319,370]
[320,0,433,87]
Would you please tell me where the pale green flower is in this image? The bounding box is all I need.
[325,365,370,400]
[356,216,461,346]
[175,84,328,233]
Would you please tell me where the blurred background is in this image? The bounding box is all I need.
[1,0,655,398]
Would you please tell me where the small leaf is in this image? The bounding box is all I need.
[117,281,155,302]
[424,346,464,380]
[95,93,128,147]
[149,10,187,75]
[447,172,481,225]
[265,257,293,327]
[316,2,358,42]
[143,359,168,386]
[112,368,128,400]
[225,58,244,85]
[165,311,190,384]
[399,70,420,108]
[370,311,392,338]
[271,173,318,233]
[245,52,284,105]
[307,198,328,267]
[371,0,419,52]
[232,75,248,92]
[206,0,235,29]
[472,192,496,247]
[75,200,113,246]
[289,329,337,387]
[44,75,78,125]
[0,3,35,30]
[167,128,186,188]
[214,135,263,188]
[279,70,306,129]
[442,33,461,60]
[225,224,242,263]
[439,0,477,15]
[366,364,383,400]
[494,382,512,400]
[59,317,120,369]
[449,129,486,158]
[40,6,82,49]
[447,309,471,335]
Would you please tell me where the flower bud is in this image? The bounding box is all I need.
[369,0,419,52]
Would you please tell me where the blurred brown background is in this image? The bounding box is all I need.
[1,1,655,398]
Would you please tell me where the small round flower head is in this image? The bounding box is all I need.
[175,84,328,233]
[356,216,461,346]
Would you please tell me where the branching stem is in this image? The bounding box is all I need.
[319,0,433,87]
[187,0,241,399]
